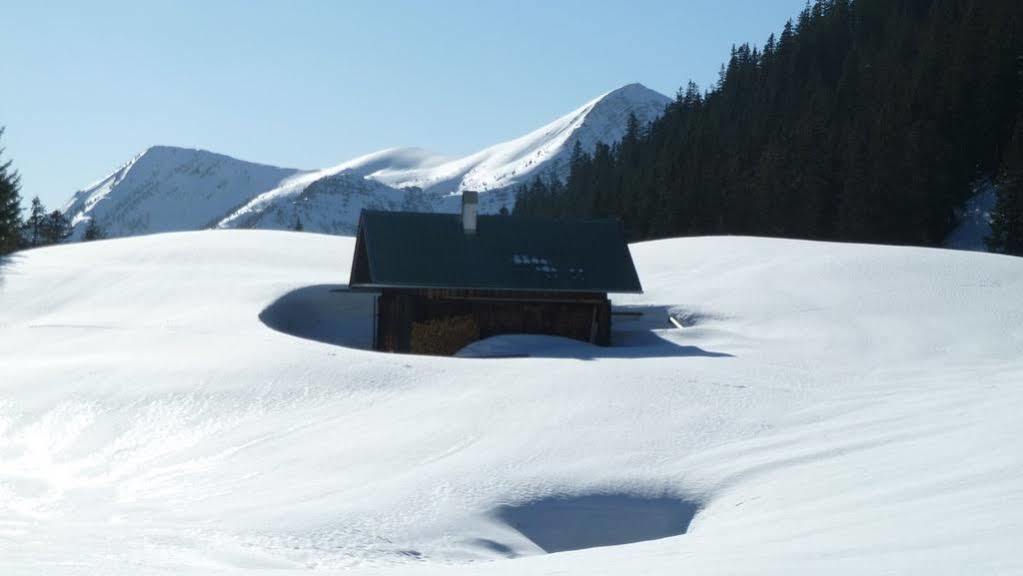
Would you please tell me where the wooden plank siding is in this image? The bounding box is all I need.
[375,288,611,354]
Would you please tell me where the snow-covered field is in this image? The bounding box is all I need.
[1,231,1021,574]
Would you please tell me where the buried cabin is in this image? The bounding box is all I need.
[349,192,642,355]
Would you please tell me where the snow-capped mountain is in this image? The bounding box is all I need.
[63,84,671,238]
[220,170,442,233]
[62,146,301,239]
[339,83,668,196]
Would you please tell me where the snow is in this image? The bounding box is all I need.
[217,171,435,235]
[62,147,301,240]
[62,84,670,238]
[217,84,670,232]
[361,83,672,195]
[1,232,1022,575]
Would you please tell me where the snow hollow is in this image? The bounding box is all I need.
[1,231,1022,575]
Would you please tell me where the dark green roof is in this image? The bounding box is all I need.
[349,211,642,293]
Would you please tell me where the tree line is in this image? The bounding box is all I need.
[515,0,1023,255]
[0,127,106,256]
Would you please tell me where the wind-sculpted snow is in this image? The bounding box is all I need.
[1,232,1022,574]
[259,284,375,349]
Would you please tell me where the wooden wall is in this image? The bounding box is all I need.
[375,289,611,354]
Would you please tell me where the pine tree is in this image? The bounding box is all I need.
[517,0,1023,249]
[988,181,1023,255]
[0,128,24,255]
[24,196,46,246]
[82,218,106,241]
[988,115,1023,255]
[512,183,530,215]
[292,216,304,231]
[40,210,71,245]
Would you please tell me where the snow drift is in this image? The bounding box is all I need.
[1,232,1022,575]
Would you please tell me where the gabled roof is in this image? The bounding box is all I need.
[349,211,642,293]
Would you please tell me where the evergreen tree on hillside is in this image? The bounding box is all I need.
[512,182,529,215]
[292,216,304,231]
[24,196,46,247]
[0,128,23,255]
[517,0,1023,248]
[988,114,1023,255]
[40,210,71,245]
[82,217,106,241]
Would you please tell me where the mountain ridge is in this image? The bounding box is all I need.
[62,83,670,238]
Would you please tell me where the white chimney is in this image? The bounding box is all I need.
[462,190,478,235]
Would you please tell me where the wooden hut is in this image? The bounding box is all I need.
[348,192,642,355]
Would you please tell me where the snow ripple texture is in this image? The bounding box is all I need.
[1,232,1022,574]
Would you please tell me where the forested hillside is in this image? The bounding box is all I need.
[514,0,1023,253]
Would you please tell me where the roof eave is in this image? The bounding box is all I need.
[348,282,641,294]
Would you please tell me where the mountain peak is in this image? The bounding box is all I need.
[604,82,662,96]
[63,145,301,239]
[138,145,297,171]
[136,145,217,161]
[593,83,672,109]
[144,144,192,154]
[64,84,671,238]
[590,83,670,106]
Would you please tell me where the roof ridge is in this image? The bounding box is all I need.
[359,209,624,225]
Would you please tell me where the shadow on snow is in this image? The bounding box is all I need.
[0,252,24,290]
[259,284,733,360]
[491,492,700,555]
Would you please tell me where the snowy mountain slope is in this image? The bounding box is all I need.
[358,83,670,195]
[1,232,1022,574]
[62,146,301,239]
[63,84,670,238]
[219,83,670,230]
[221,171,441,235]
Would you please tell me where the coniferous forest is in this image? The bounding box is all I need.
[514,0,1023,254]
[0,128,90,255]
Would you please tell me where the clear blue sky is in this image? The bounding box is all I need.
[2,0,806,208]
